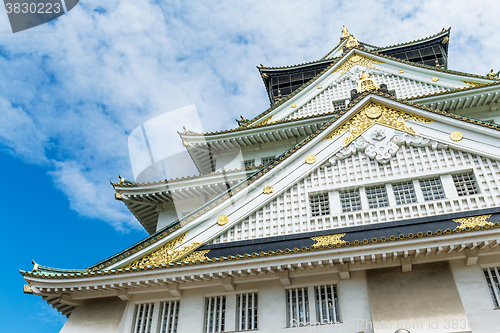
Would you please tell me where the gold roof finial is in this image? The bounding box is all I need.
[487,69,498,79]
[341,25,350,38]
[358,70,379,93]
[346,34,359,48]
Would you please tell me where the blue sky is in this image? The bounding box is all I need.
[2,1,500,332]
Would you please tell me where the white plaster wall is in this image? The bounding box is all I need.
[157,196,208,231]
[122,271,373,333]
[60,297,127,333]
[215,138,304,171]
[450,258,500,333]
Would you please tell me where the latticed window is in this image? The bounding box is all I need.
[310,194,330,216]
[452,173,478,196]
[332,100,346,112]
[235,293,258,331]
[243,160,255,169]
[159,301,180,333]
[204,296,226,333]
[340,189,362,212]
[286,287,310,327]
[419,178,445,201]
[484,267,500,308]
[261,156,275,166]
[132,303,155,333]
[392,181,417,205]
[365,185,389,209]
[315,285,340,324]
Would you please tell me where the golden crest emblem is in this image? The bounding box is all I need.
[364,105,382,119]
[217,215,229,226]
[450,131,463,141]
[305,155,317,164]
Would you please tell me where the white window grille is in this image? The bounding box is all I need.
[365,185,389,209]
[392,181,417,205]
[332,100,346,112]
[261,156,275,165]
[243,160,255,169]
[314,285,340,324]
[452,173,478,196]
[204,296,226,333]
[132,303,155,333]
[310,193,330,217]
[484,267,500,309]
[339,189,362,212]
[159,300,180,333]
[236,293,258,331]
[286,287,310,327]
[419,178,445,201]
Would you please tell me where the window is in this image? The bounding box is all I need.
[261,156,275,166]
[484,267,500,308]
[365,185,389,209]
[315,285,340,324]
[132,303,155,333]
[204,296,226,333]
[332,100,346,112]
[286,287,310,327]
[236,293,258,331]
[339,189,362,212]
[452,173,478,196]
[243,160,255,170]
[419,178,445,201]
[159,301,180,333]
[310,193,330,217]
[392,181,417,205]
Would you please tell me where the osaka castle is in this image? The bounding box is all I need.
[22,27,500,333]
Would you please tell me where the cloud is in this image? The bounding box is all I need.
[0,0,499,231]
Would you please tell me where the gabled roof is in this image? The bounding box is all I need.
[258,28,453,104]
[21,207,500,279]
[26,88,500,278]
[372,27,450,52]
[241,47,497,130]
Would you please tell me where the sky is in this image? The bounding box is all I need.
[1,0,500,332]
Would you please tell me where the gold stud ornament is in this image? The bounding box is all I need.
[217,215,229,226]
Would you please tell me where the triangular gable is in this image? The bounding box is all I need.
[249,50,495,128]
[285,73,448,121]
[103,93,500,270]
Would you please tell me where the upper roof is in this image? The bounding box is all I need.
[258,28,452,104]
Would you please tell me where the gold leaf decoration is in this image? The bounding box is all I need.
[126,232,204,268]
[323,102,434,146]
[182,250,211,262]
[453,214,494,229]
[23,284,34,294]
[260,115,274,125]
[462,80,487,88]
[334,54,383,75]
[263,185,273,194]
[311,233,347,246]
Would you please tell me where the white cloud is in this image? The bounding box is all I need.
[0,0,499,231]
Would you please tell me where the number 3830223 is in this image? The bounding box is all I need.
[5,2,61,14]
